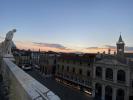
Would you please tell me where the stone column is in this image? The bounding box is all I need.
[92,82,95,98]
[126,70,130,86]
[102,85,105,100]
[125,88,129,100]
[112,87,116,100]
[113,69,117,83]
[102,68,105,80]
[93,66,96,79]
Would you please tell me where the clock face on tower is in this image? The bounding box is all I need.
[118,49,122,52]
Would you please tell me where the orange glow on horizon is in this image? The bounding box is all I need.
[15,41,76,53]
[82,47,116,54]
[15,41,133,54]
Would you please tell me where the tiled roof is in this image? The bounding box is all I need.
[58,53,96,62]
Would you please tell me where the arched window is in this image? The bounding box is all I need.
[67,66,69,72]
[87,70,90,77]
[116,89,124,100]
[62,65,64,71]
[80,61,82,65]
[96,67,102,78]
[72,67,75,73]
[117,70,125,83]
[105,86,112,100]
[106,68,113,80]
[57,64,60,70]
[95,83,102,99]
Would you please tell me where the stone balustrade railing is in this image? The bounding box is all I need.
[0,57,60,100]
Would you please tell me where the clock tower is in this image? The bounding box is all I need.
[116,35,125,58]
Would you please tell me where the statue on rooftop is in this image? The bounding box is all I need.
[0,29,16,56]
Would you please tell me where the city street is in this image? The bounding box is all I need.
[26,69,92,100]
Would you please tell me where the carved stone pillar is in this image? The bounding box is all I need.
[113,69,117,83]
[126,70,130,86]
[102,85,105,100]
[102,68,105,80]
[92,82,95,98]
[125,88,129,100]
[93,66,96,79]
[112,87,116,100]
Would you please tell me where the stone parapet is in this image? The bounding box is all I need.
[0,58,60,100]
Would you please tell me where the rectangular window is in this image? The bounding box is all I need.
[132,81,133,88]
[80,61,82,65]
[73,61,75,64]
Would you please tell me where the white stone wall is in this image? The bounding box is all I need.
[1,58,60,100]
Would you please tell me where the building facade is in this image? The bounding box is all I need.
[92,35,133,100]
[54,35,133,100]
[40,51,57,77]
[93,58,130,100]
[55,53,96,93]
[13,49,32,66]
[13,35,133,100]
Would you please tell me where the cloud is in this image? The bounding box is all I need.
[86,47,98,49]
[125,47,133,51]
[33,42,66,49]
[84,45,133,53]
[86,45,115,50]
[103,45,116,49]
[2,37,133,53]
[14,41,75,53]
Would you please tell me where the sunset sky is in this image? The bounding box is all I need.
[0,0,133,53]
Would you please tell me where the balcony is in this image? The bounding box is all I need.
[117,80,125,84]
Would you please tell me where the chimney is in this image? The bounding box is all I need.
[103,51,105,55]
[108,49,111,55]
[114,51,116,55]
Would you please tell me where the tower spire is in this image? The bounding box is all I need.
[118,34,123,42]
[117,33,124,44]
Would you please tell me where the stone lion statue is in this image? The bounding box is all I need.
[0,29,16,56]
